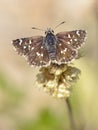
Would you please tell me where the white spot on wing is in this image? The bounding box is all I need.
[36,52,40,56]
[68,34,71,38]
[70,39,72,42]
[23,46,26,49]
[41,46,43,49]
[61,50,63,54]
[19,39,23,45]
[31,47,34,50]
[63,48,67,52]
[76,30,80,36]
[61,48,67,54]
[29,40,32,44]
[67,41,70,44]
[41,53,43,57]
[74,38,77,41]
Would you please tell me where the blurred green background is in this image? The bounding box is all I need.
[0,0,98,130]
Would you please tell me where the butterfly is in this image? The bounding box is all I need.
[12,22,87,67]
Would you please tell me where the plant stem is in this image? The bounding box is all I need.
[65,98,76,130]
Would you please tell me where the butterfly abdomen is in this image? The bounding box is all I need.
[47,45,56,60]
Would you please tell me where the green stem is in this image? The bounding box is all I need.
[65,98,76,130]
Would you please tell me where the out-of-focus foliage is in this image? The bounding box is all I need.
[0,72,24,113]
[18,109,64,130]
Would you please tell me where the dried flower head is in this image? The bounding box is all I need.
[36,63,81,98]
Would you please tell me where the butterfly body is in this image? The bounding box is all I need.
[44,29,57,61]
[12,28,87,67]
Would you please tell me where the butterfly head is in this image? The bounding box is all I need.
[45,28,54,35]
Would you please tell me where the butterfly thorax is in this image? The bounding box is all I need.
[44,30,57,60]
[45,32,55,45]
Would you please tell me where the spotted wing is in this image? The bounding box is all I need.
[12,36,50,66]
[55,30,87,64]
[56,30,87,49]
[27,43,50,66]
[55,38,77,64]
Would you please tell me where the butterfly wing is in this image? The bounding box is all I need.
[12,36,50,66]
[55,30,87,64]
[27,42,50,66]
[56,30,87,49]
[55,38,77,64]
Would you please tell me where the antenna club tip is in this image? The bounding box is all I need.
[32,27,36,29]
[31,27,45,31]
[62,21,66,23]
[54,21,66,29]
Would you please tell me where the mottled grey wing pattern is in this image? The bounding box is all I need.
[56,30,87,49]
[27,43,50,66]
[56,38,77,64]
[12,36,50,66]
[55,30,87,63]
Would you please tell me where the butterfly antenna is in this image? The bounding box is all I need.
[32,27,45,31]
[54,21,66,30]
